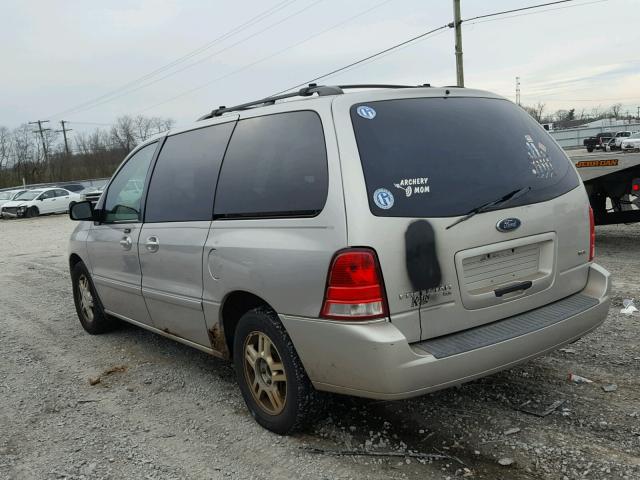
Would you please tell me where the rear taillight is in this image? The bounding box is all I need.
[321,248,388,320]
[632,178,640,192]
[589,206,595,261]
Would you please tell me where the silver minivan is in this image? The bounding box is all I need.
[69,85,611,434]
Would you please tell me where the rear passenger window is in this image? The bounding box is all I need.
[214,111,328,218]
[145,122,235,223]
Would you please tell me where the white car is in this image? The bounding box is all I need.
[621,133,640,151]
[0,189,28,210]
[613,131,637,150]
[0,187,82,218]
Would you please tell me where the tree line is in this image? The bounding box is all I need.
[522,102,636,125]
[0,115,173,189]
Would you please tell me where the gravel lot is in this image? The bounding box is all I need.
[1,215,638,480]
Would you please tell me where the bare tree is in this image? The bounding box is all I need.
[151,116,174,134]
[610,103,622,119]
[0,126,11,170]
[133,115,154,142]
[523,102,546,123]
[0,114,175,188]
[110,116,136,151]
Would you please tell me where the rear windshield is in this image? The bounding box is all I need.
[350,97,579,217]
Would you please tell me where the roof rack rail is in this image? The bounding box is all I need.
[197,83,431,120]
[337,83,430,90]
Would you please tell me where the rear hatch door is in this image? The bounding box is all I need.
[333,90,590,341]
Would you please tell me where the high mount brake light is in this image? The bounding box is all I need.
[589,206,595,262]
[321,249,388,320]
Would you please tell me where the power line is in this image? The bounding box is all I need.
[54,0,322,118]
[462,0,575,23]
[463,0,608,26]
[67,121,114,127]
[271,24,450,96]
[49,0,613,120]
[272,0,607,96]
[48,0,299,119]
[135,0,395,114]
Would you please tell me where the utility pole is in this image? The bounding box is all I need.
[55,120,72,156]
[452,0,464,87]
[516,76,521,105]
[29,120,51,162]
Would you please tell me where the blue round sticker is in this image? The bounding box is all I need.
[373,188,394,209]
[357,105,377,120]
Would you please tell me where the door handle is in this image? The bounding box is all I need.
[145,236,160,253]
[119,236,132,250]
[494,281,533,297]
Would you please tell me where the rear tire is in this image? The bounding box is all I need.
[233,307,319,434]
[587,147,594,152]
[71,261,118,334]
[25,206,39,218]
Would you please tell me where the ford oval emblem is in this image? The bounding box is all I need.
[496,218,521,232]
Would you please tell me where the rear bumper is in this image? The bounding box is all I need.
[281,263,610,400]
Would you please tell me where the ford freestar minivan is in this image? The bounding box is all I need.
[69,85,611,434]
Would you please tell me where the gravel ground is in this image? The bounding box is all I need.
[0,215,638,480]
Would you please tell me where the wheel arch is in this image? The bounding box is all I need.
[218,290,277,358]
[69,253,85,272]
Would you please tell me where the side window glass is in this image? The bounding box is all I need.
[55,189,68,197]
[145,122,235,223]
[214,111,328,218]
[103,143,156,223]
[41,191,54,200]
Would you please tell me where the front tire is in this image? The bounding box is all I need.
[71,261,117,334]
[25,206,39,218]
[233,307,318,434]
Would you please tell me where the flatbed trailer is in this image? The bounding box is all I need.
[568,150,640,225]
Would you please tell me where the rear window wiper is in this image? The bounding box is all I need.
[446,186,532,230]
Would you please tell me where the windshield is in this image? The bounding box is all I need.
[0,192,13,200]
[14,190,42,201]
[351,97,580,217]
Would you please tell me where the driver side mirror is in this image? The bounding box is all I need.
[70,201,98,221]
[37,197,43,201]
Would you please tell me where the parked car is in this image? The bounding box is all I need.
[583,132,614,152]
[68,84,611,434]
[79,180,108,205]
[59,183,87,193]
[0,189,27,210]
[612,131,637,150]
[621,133,640,151]
[1,187,82,218]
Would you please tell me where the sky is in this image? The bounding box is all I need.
[1,0,639,133]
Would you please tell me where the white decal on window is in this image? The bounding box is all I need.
[525,136,555,179]
[393,177,430,197]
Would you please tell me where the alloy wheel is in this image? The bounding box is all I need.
[243,331,287,415]
[78,274,95,322]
